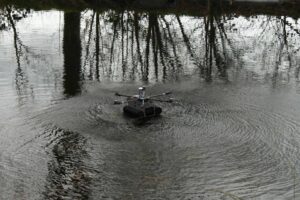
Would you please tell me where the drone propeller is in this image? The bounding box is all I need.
[115,91,172,99]
[147,91,172,99]
[115,92,131,98]
[149,98,174,103]
[113,100,124,105]
[114,89,174,105]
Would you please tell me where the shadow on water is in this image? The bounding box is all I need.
[43,127,91,199]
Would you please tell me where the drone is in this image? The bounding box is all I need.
[114,87,173,118]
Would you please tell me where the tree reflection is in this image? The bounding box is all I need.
[2,6,31,104]
[95,12,100,81]
[3,4,300,89]
[296,67,300,81]
[81,11,189,82]
[63,12,82,97]
[79,5,246,83]
[254,15,300,84]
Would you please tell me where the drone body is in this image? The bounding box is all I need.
[114,87,172,118]
[123,97,162,118]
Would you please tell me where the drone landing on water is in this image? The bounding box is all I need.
[114,87,173,119]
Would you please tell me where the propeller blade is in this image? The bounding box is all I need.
[115,92,131,98]
[149,98,174,103]
[114,100,123,105]
[148,91,172,98]
[168,98,174,102]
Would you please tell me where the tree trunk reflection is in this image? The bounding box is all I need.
[63,12,82,97]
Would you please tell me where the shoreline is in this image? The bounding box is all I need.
[0,0,299,18]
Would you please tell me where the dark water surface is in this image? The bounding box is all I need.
[1,2,300,199]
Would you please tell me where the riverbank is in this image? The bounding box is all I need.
[1,0,300,18]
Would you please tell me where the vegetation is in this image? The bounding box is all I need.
[0,0,300,18]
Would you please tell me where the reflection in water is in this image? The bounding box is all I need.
[78,8,300,83]
[63,12,82,97]
[3,6,32,105]
[1,2,300,200]
[202,0,234,81]
[95,13,100,81]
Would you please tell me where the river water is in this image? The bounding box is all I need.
[0,3,300,200]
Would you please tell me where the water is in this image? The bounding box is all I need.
[0,2,300,199]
